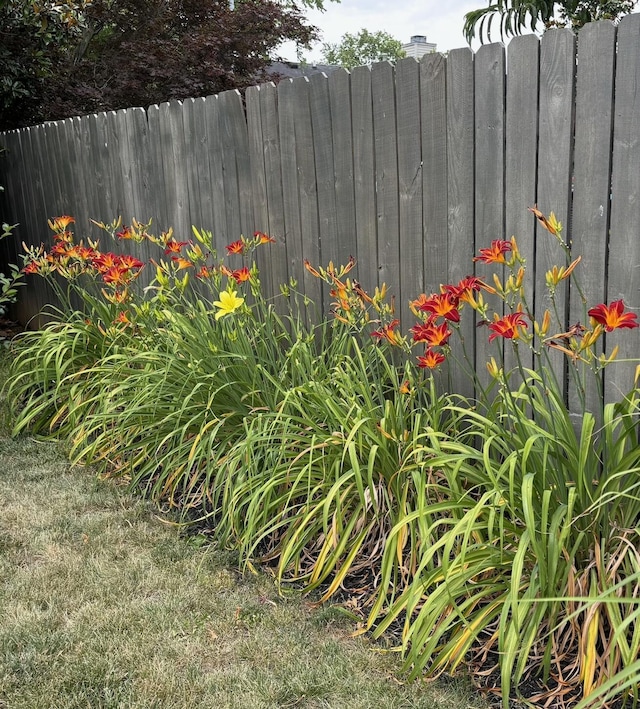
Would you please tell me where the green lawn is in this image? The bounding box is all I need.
[0,393,490,709]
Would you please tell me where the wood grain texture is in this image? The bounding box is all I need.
[606,13,640,403]
[350,65,378,294]
[246,85,273,300]
[255,82,287,301]
[291,77,322,319]
[329,68,357,270]
[371,62,400,324]
[446,48,475,399]
[420,53,448,296]
[569,21,616,417]
[536,29,576,395]
[505,34,539,374]
[396,58,423,328]
[474,43,506,392]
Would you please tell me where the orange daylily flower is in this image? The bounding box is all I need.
[473,240,512,264]
[410,321,452,347]
[116,226,133,239]
[226,239,245,255]
[443,276,496,303]
[231,267,251,283]
[48,215,75,232]
[196,265,214,279]
[102,266,131,286]
[23,261,41,275]
[92,252,121,273]
[417,348,446,369]
[371,319,402,346]
[417,292,460,322]
[254,231,276,244]
[588,300,639,332]
[164,239,190,254]
[488,311,529,342]
[172,257,194,270]
[410,293,430,313]
[118,254,145,270]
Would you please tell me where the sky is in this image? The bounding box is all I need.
[277,0,487,63]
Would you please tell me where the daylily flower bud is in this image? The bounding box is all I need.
[599,345,619,366]
[486,357,502,379]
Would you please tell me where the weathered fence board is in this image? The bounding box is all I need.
[475,43,505,392]
[536,29,576,395]
[607,13,640,403]
[446,47,475,399]
[420,53,448,297]
[3,16,640,408]
[272,79,298,304]
[350,65,378,296]
[328,68,357,270]
[372,62,400,300]
[255,81,286,306]
[569,21,616,418]
[504,34,539,374]
[396,58,423,327]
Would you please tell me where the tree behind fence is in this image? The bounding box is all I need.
[1,15,639,408]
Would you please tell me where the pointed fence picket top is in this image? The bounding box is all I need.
[2,15,640,406]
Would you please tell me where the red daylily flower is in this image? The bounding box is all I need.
[488,312,529,342]
[418,292,460,322]
[371,319,402,346]
[231,267,251,283]
[102,266,131,286]
[443,276,495,303]
[23,261,40,274]
[69,245,98,261]
[226,239,244,255]
[588,300,639,332]
[196,266,214,279]
[118,254,144,270]
[417,348,446,369]
[50,242,71,256]
[473,240,512,264]
[92,252,121,273]
[410,321,452,347]
[164,240,190,254]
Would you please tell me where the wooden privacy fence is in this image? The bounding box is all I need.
[1,14,639,407]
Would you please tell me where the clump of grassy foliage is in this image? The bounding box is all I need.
[0,374,488,709]
[7,210,640,708]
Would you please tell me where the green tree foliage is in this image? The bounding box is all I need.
[0,0,337,130]
[464,0,637,43]
[321,29,405,69]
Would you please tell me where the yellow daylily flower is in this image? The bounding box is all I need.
[213,290,245,320]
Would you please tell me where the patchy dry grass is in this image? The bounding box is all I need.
[0,383,490,709]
